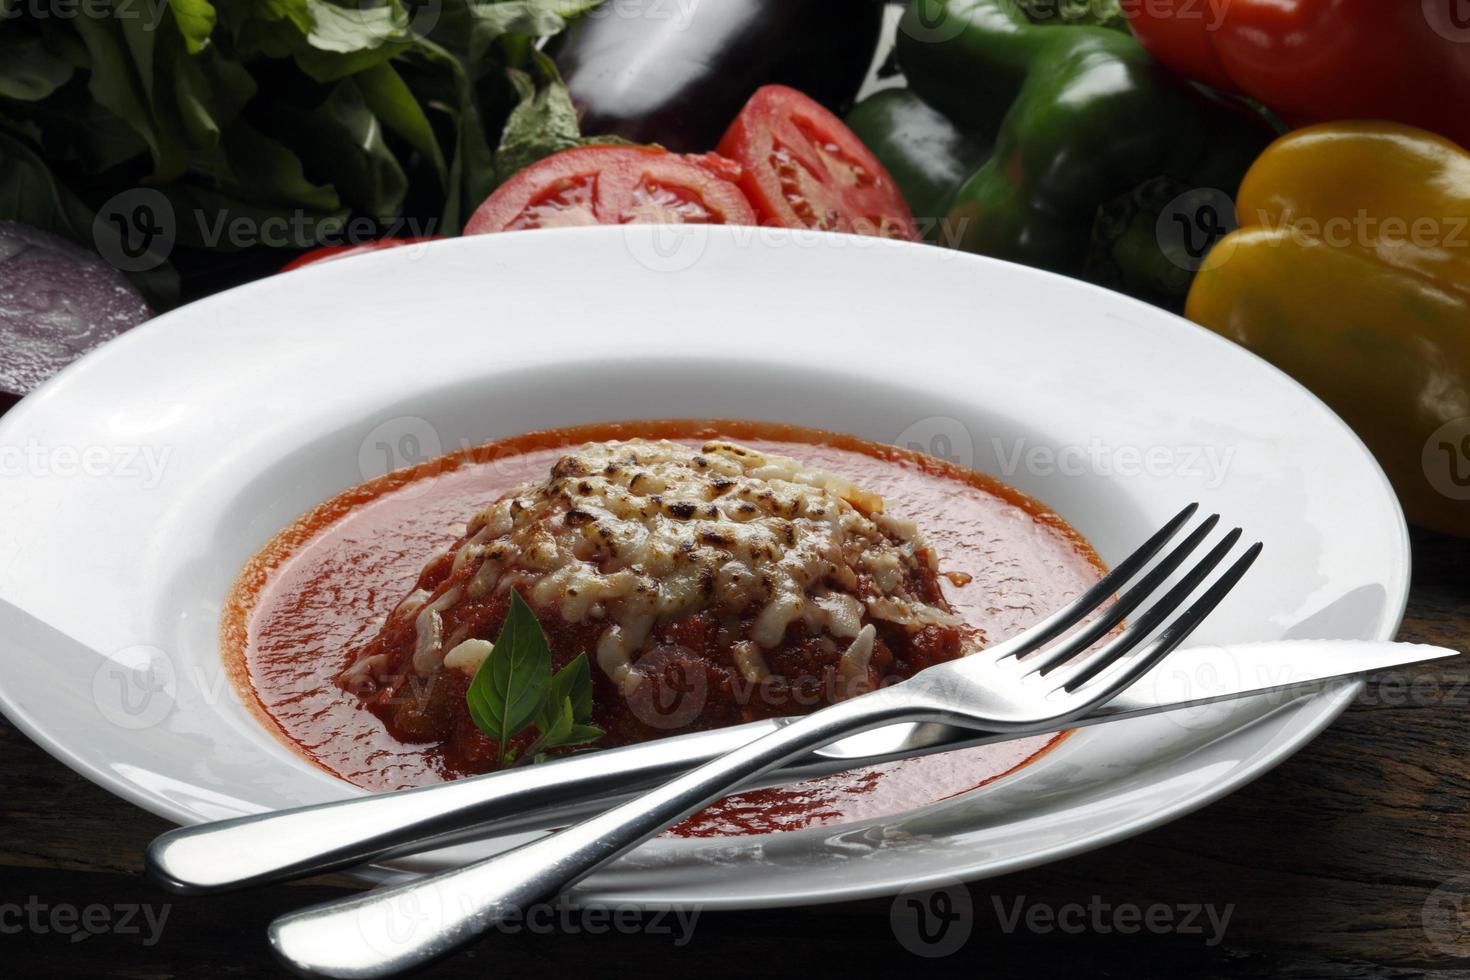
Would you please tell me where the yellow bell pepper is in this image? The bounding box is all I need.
[1187,121,1470,537]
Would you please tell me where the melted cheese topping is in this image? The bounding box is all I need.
[384,439,961,691]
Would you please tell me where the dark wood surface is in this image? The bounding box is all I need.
[1,374,1466,976]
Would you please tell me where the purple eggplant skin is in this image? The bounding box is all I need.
[553,0,887,152]
[0,221,151,397]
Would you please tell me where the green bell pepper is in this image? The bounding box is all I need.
[895,0,1271,308]
[845,88,991,244]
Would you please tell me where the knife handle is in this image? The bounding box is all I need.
[145,720,782,893]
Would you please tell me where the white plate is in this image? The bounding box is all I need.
[0,227,1408,908]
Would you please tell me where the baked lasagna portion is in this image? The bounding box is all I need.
[338,438,972,772]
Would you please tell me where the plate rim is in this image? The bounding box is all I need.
[0,227,1413,906]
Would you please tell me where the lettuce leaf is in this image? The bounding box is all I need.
[0,0,605,303]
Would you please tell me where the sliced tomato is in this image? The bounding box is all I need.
[281,237,442,272]
[464,146,758,234]
[718,85,920,241]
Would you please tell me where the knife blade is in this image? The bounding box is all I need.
[146,638,1457,894]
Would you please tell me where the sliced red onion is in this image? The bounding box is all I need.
[0,221,151,396]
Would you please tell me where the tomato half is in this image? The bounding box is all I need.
[280,237,442,272]
[464,146,758,234]
[718,85,920,241]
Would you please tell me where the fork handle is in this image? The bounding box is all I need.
[270,689,919,978]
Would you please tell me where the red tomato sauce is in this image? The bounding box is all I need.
[222,421,1104,836]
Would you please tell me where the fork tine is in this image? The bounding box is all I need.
[984,502,1199,662]
[1027,513,1220,677]
[1047,527,1245,693]
[1060,541,1265,703]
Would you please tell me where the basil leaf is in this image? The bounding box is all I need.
[466,590,552,755]
[558,724,605,747]
[536,651,593,736]
[538,695,576,746]
[495,50,581,183]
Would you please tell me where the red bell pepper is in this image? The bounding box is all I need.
[1124,0,1470,151]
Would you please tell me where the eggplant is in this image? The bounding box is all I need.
[554,0,887,152]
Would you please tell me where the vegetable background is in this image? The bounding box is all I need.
[0,0,600,305]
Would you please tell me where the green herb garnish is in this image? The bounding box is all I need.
[465,590,602,768]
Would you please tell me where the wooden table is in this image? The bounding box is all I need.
[2,380,1466,975]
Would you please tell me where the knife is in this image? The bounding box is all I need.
[146,639,1457,894]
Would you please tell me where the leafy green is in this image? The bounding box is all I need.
[465,591,603,768]
[495,50,582,179]
[169,0,219,55]
[0,36,76,102]
[0,0,607,302]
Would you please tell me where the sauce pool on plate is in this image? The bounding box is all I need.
[223,420,1103,836]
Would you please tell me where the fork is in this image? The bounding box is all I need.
[268,504,1261,978]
